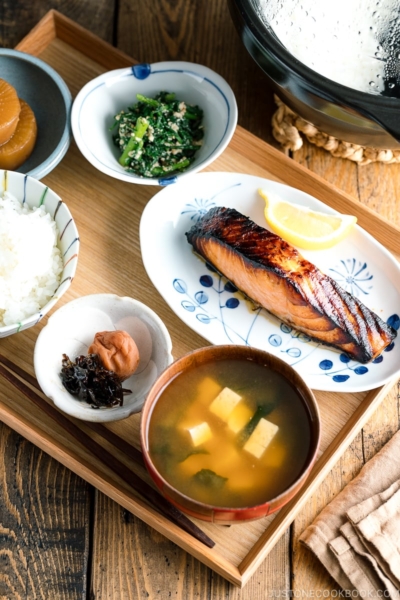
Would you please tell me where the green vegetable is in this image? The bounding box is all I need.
[150,158,190,176]
[118,116,149,166]
[193,469,228,489]
[111,91,204,178]
[135,94,160,107]
[179,449,209,462]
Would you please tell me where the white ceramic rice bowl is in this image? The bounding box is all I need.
[0,170,79,337]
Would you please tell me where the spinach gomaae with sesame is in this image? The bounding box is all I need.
[111,92,204,178]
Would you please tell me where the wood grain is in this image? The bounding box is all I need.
[2,18,398,588]
[290,144,400,596]
[0,0,114,49]
[117,0,277,146]
[0,426,91,600]
[0,2,399,599]
[0,4,113,599]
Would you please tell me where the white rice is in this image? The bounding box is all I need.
[257,0,400,95]
[0,191,63,327]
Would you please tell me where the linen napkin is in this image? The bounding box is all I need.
[334,521,399,598]
[328,525,397,597]
[300,430,400,595]
[348,483,400,589]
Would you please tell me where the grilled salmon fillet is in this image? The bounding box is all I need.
[186,206,396,363]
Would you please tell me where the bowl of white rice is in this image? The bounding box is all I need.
[0,170,79,337]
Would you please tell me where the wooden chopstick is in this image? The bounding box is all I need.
[84,421,146,467]
[0,353,40,390]
[0,353,146,466]
[0,357,215,548]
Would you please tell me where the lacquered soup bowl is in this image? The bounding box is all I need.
[140,345,321,524]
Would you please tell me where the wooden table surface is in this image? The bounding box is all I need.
[1,2,400,599]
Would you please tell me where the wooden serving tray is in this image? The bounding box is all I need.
[1,9,400,588]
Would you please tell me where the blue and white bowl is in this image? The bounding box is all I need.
[71,61,238,186]
[0,170,79,337]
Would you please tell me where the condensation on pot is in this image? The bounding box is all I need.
[257,0,400,97]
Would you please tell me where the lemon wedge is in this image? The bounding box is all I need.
[259,188,357,250]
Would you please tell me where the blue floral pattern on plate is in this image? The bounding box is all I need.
[329,259,373,296]
[173,266,398,386]
[140,172,400,392]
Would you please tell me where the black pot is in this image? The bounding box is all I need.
[228,0,400,148]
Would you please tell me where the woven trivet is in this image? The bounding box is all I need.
[271,95,400,165]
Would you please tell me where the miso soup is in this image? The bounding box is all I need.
[148,357,313,508]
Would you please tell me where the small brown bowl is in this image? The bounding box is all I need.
[140,345,321,524]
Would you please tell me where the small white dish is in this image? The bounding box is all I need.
[34,294,173,422]
[71,61,238,186]
[140,171,400,393]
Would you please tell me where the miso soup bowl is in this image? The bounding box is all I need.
[140,345,321,524]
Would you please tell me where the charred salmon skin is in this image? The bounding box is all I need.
[186,206,396,363]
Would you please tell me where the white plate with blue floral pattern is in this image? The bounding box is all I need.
[140,172,400,392]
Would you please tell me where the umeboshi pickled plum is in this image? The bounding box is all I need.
[0,99,37,170]
[88,330,140,380]
[0,79,21,145]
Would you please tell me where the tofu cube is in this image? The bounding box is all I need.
[227,402,253,433]
[187,422,212,446]
[209,387,242,422]
[243,418,279,459]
